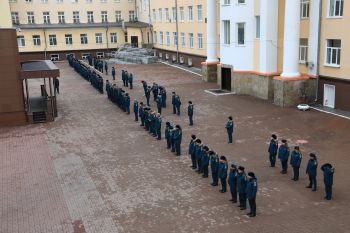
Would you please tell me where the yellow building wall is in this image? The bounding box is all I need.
[319,0,350,79]
[298,18,310,74]
[277,0,285,73]
[0,1,12,28]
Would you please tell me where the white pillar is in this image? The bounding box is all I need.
[206,0,218,62]
[281,0,301,78]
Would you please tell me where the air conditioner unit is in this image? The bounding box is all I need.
[305,61,314,69]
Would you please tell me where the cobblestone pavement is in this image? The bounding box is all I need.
[1,62,350,233]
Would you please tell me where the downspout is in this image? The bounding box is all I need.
[43,28,47,60]
[315,0,323,103]
[148,0,153,45]
[106,25,109,52]
[175,0,179,63]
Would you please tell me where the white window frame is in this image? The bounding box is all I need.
[87,11,94,23]
[11,12,19,24]
[50,54,59,61]
[17,36,25,47]
[80,34,88,44]
[32,35,41,46]
[152,9,156,21]
[180,32,185,47]
[299,38,308,63]
[188,6,193,22]
[197,33,203,49]
[101,11,108,23]
[153,31,157,43]
[328,0,344,17]
[110,33,117,43]
[238,0,245,4]
[159,31,164,45]
[255,16,260,39]
[172,7,176,21]
[49,35,57,46]
[129,11,135,21]
[237,22,245,46]
[166,32,170,46]
[197,5,202,22]
[73,11,80,23]
[223,20,230,45]
[65,34,73,45]
[58,12,65,24]
[43,12,51,24]
[300,0,310,19]
[325,39,341,67]
[173,32,177,46]
[223,0,231,5]
[165,8,169,21]
[95,33,103,44]
[188,33,194,48]
[115,11,122,22]
[96,52,104,58]
[158,8,162,21]
[27,12,35,24]
[179,7,184,22]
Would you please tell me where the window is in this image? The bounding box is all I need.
[223,20,230,45]
[129,11,135,21]
[81,53,91,59]
[180,32,185,47]
[9,0,17,3]
[41,0,48,3]
[17,36,25,47]
[189,33,194,48]
[32,35,41,46]
[125,32,128,42]
[73,11,80,23]
[326,39,341,66]
[114,0,120,2]
[43,12,50,24]
[58,12,65,24]
[159,31,163,45]
[152,9,156,21]
[153,31,157,43]
[238,0,245,3]
[165,8,169,21]
[300,0,310,19]
[71,0,78,3]
[110,33,117,43]
[299,38,308,63]
[188,6,193,21]
[237,23,245,45]
[65,34,73,45]
[328,0,344,17]
[80,34,88,44]
[96,52,104,58]
[87,11,94,23]
[158,8,162,21]
[115,11,122,22]
[172,7,176,21]
[56,0,63,3]
[50,54,59,61]
[95,33,102,44]
[197,5,202,21]
[27,12,35,24]
[166,32,170,46]
[86,0,92,2]
[101,0,107,2]
[255,16,260,38]
[25,0,32,2]
[223,0,231,5]
[179,7,184,22]
[49,35,57,45]
[11,12,19,24]
[101,11,108,22]
[173,32,177,46]
[197,33,203,49]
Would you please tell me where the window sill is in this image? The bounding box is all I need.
[221,4,231,7]
[236,44,246,47]
[300,17,309,20]
[222,44,230,47]
[324,64,341,68]
[326,16,343,19]
[299,61,306,64]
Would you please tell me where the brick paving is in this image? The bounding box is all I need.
[1,61,350,233]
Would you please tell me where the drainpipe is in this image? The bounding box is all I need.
[175,0,179,63]
[105,25,109,53]
[315,0,323,103]
[43,28,47,60]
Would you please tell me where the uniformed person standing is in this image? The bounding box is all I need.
[228,164,238,203]
[268,134,278,167]
[172,92,177,114]
[125,93,130,114]
[246,172,258,217]
[218,156,228,193]
[321,163,334,200]
[188,135,197,169]
[290,146,302,181]
[145,86,151,106]
[133,100,139,121]
[139,102,144,126]
[188,101,194,126]
[155,113,162,140]
[152,83,159,101]
[210,151,219,186]
[201,146,210,178]
[306,153,318,191]
[173,125,182,156]
[278,139,290,174]
[142,80,148,94]
[237,166,247,210]
[111,67,116,80]
[175,95,181,116]
[122,70,126,86]
[165,122,172,149]
[160,87,167,108]
[104,62,108,75]
[195,139,203,173]
[225,116,234,143]
[156,94,163,114]
[125,71,129,87]
[53,78,60,94]
[129,73,133,89]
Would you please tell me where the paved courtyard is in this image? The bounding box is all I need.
[1,62,350,233]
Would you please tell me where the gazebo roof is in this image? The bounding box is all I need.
[20,60,60,79]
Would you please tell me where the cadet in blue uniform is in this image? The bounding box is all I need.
[145,86,151,106]
[195,139,203,173]
[111,67,116,80]
[237,166,247,210]
[170,126,175,152]
[188,101,194,126]
[173,125,182,156]
[141,80,148,94]
[268,134,278,167]
[225,116,234,143]
[278,139,290,174]
[156,94,163,114]
[122,70,126,86]
[188,135,197,169]
[246,172,258,217]
[321,163,334,200]
[165,122,172,149]
[306,153,318,191]
[290,146,302,181]
[155,113,162,140]
[152,83,159,101]
[160,87,167,108]
[133,100,139,121]
[139,102,144,126]
[218,156,228,193]
[201,146,210,178]
[129,73,133,89]
[172,92,177,114]
[175,95,181,115]
[53,78,60,94]
[125,93,130,114]
[104,62,108,75]
[210,151,219,186]
[228,164,238,203]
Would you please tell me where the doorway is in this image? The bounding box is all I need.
[131,36,139,47]
[323,84,335,108]
[221,67,232,91]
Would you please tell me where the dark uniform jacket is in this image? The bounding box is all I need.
[246,177,258,199]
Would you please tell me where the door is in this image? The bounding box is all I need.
[323,84,335,108]
[131,36,138,48]
[221,67,232,91]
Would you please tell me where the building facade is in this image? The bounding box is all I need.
[4,0,151,61]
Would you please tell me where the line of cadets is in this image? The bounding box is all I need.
[68,55,104,93]
[188,135,258,217]
[268,134,335,200]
